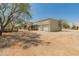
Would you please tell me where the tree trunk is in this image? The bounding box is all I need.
[0,31,2,36]
[0,28,3,36]
[11,25,14,32]
[10,23,14,32]
[0,27,4,36]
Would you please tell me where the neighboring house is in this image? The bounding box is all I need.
[30,18,61,32]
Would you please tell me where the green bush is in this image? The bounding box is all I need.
[71,25,79,30]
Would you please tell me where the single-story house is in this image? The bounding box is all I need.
[28,18,62,32]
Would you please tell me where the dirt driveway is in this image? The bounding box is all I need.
[0,30,79,56]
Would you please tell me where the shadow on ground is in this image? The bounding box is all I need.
[0,32,44,49]
[0,32,50,49]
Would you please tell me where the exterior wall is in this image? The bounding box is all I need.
[50,20,61,31]
[36,20,51,31]
[38,25,43,31]
[34,19,61,32]
[39,24,50,31]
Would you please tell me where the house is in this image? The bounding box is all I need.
[30,18,61,32]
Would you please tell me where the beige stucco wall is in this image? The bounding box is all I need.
[34,19,61,32]
[36,20,51,31]
[50,20,61,31]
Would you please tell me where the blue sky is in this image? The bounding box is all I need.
[30,3,79,24]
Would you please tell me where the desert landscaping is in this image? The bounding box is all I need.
[0,3,79,56]
[0,30,79,56]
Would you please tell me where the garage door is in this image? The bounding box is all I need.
[43,25,49,31]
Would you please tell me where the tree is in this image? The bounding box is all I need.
[0,3,31,36]
[71,24,78,30]
[58,19,65,30]
[63,23,70,29]
[58,19,70,30]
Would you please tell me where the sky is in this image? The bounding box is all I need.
[30,3,79,24]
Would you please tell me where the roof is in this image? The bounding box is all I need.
[33,18,59,25]
[34,18,58,23]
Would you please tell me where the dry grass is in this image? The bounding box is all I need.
[0,30,79,56]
